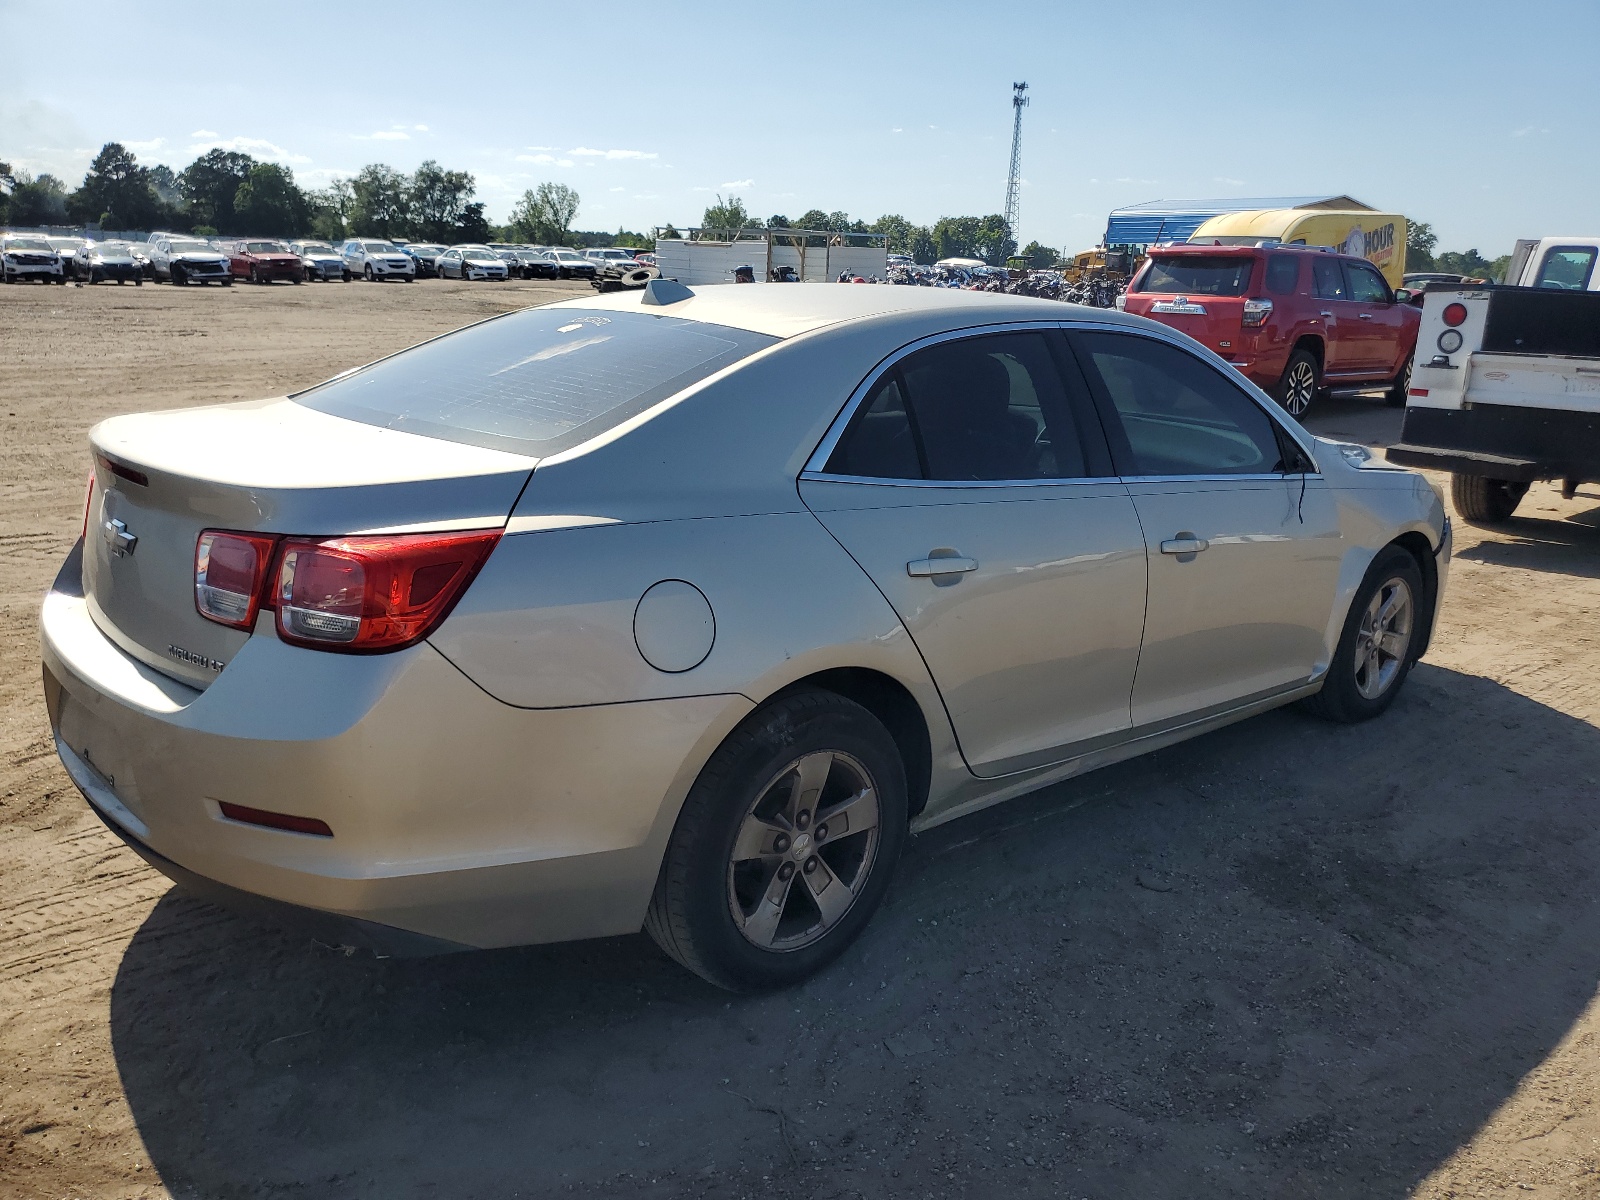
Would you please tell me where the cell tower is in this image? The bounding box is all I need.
[1003,82,1029,241]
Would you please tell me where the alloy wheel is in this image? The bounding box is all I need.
[1353,576,1414,700]
[1284,360,1316,417]
[727,749,881,952]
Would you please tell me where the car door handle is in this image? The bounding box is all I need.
[1319,310,1335,318]
[1159,534,1209,556]
[1358,313,1373,320]
[907,554,978,577]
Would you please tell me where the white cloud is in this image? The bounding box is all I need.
[1512,125,1549,137]
[125,137,165,155]
[720,179,754,190]
[413,124,429,132]
[610,186,625,192]
[1213,176,1245,186]
[190,128,219,139]
[515,153,574,167]
[891,127,903,133]
[569,147,658,160]
[359,130,410,141]
[187,135,311,164]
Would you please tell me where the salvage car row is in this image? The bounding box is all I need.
[0,231,651,286]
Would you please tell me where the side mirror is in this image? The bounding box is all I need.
[1392,288,1412,304]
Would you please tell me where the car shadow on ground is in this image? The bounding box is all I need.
[109,663,1600,1199]
[1454,505,1600,579]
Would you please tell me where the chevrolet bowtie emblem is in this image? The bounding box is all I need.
[103,517,137,557]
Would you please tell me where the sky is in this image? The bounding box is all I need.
[2,0,1596,256]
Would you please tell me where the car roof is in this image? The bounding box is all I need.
[545,282,1156,340]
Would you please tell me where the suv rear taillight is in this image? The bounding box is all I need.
[194,528,500,652]
[196,531,278,629]
[1242,297,1274,327]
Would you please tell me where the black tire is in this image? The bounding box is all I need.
[1276,348,1319,418]
[1451,473,1528,524]
[170,265,185,286]
[1304,545,1425,724]
[1385,355,1412,408]
[646,689,909,991]
[342,270,351,282]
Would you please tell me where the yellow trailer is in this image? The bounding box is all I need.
[1189,208,1408,288]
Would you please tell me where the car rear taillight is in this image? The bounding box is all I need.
[82,471,95,541]
[1242,297,1274,327]
[195,531,279,629]
[1442,302,1468,327]
[272,529,500,652]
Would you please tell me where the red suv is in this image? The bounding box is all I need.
[1122,244,1419,417]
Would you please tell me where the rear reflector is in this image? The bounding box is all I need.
[1408,388,1430,397]
[1442,302,1468,327]
[195,531,279,630]
[218,801,333,837]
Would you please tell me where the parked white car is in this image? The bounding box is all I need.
[43,283,1449,990]
[289,241,348,282]
[435,245,509,280]
[584,247,642,269]
[148,236,231,285]
[339,239,416,282]
[1,235,66,283]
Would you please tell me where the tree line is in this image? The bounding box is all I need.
[1405,222,1511,282]
[698,195,1032,266]
[0,142,651,249]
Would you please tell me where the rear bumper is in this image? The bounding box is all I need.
[1390,403,1600,483]
[41,542,749,950]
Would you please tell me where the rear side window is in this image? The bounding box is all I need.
[826,332,1091,482]
[1137,256,1254,296]
[1070,331,1284,477]
[1312,259,1347,300]
[294,309,777,456]
[1534,247,1597,290]
[1265,254,1300,295]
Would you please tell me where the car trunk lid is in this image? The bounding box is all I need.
[1123,253,1255,356]
[84,398,535,689]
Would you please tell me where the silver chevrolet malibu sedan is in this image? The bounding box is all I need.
[42,282,1450,989]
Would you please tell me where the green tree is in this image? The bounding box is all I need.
[1436,248,1496,278]
[1019,239,1059,266]
[308,178,354,242]
[1406,221,1438,271]
[6,171,69,225]
[179,149,257,230]
[507,181,581,244]
[350,164,411,238]
[67,143,163,229]
[409,160,477,242]
[456,201,490,243]
[974,215,1015,264]
[907,225,936,264]
[1486,253,1512,282]
[233,163,309,236]
[794,209,830,232]
[931,215,981,260]
[700,194,750,234]
[148,163,181,205]
[765,213,792,229]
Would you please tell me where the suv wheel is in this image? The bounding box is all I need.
[1386,356,1412,408]
[646,689,908,991]
[364,264,374,282]
[1304,545,1423,723]
[1277,350,1319,418]
[1451,474,1528,524]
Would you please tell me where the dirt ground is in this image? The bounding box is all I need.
[3,278,1600,1200]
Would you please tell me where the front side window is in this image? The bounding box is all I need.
[1535,247,1597,290]
[294,309,776,457]
[1345,261,1390,303]
[1071,331,1284,477]
[1312,258,1347,300]
[1137,255,1254,296]
[825,332,1090,482]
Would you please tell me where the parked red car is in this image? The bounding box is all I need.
[227,240,305,285]
[1122,244,1419,417]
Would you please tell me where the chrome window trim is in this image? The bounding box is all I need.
[799,470,1124,489]
[803,315,1322,481]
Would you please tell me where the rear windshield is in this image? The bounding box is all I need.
[293,308,777,456]
[1139,256,1255,296]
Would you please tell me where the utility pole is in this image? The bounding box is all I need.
[1003,82,1028,248]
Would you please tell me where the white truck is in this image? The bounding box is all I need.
[1386,236,1600,522]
